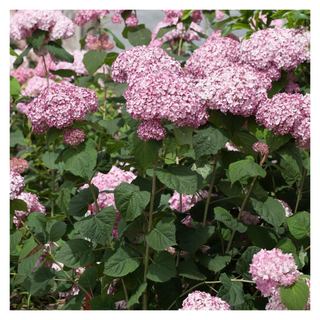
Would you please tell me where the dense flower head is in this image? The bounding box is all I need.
[266,277,310,310]
[124,72,208,128]
[249,248,301,297]
[240,27,310,81]
[26,81,98,134]
[85,34,114,51]
[255,93,310,143]
[195,64,272,117]
[10,171,25,200]
[179,291,231,310]
[10,158,30,174]
[10,67,35,85]
[111,14,123,24]
[125,13,139,27]
[185,30,241,79]
[74,10,110,26]
[63,128,85,146]
[137,120,166,141]
[10,10,75,41]
[81,166,136,237]
[111,45,185,84]
[55,50,89,77]
[277,199,293,217]
[169,190,209,213]
[252,142,270,156]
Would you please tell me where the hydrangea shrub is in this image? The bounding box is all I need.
[10,9,310,311]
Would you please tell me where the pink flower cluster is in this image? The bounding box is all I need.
[14,192,46,229]
[185,30,241,79]
[195,64,272,117]
[10,67,35,85]
[249,248,301,297]
[10,171,25,200]
[169,190,209,213]
[240,27,310,81]
[55,50,88,77]
[74,10,110,26]
[252,142,270,156]
[255,93,310,149]
[277,199,293,218]
[10,10,75,41]
[125,13,139,27]
[85,34,114,51]
[111,14,123,24]
[10,158,30,174]
[63,128,85,146]
[266,277,310,310]
[26,81,98,134]
[179,291,231,310]
[137,120,166,141]
[111,45,185,84]
[81,166,136,237]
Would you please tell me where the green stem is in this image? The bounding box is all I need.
[42,55,49,87]
[294,168,307,214]
[88,180,100,212]
[142,157,159,310]
[202,153,219,227]
[177,36,183,56]
[225,154,268,254]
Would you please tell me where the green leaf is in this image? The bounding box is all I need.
[62,139,97,179]
[218,273,245,306]
[55,239,94,268]
[18,249,43,276]
[146,217,177,251]
[267,70,287,98]
[10,76,21,96]
[203,10,217,24]
[264,130,291,153]
[176,224,215,254]
[127,283,147,308]
[155,165,198,195]
[231,130,259,158]
[45,41,74,62]
[114,183,150,222]
[28,29,47,51]
[10,130,28,147]
[221,24,233,37]
[45,220,67,242]
[229,158,266,185]
[251,197,286,229]
[155,25,177,39]
[276,238,296,254]
[287,211,310,240]
[49,69,78,78]
[280,279,309,310]
[235,246,261,280]
[74,206,116,244]
[128,28,152,46]
[197,252,231,273]
[57,188,71,214]
[214,206,247,233]
[60,292,85,310]
[246,225,278,249]
[192,127,228,159]
[78,266,98,293]
[13,43,32,69]
[178,259,206,280]
[41,150,61,170]
[181,10,195,20]
[10,47,19,57]
[25,212,47,243]
[173,126,193,146]
[10,231,22,255]
[102,28,125,49]
[103,246,140,277]
[231,22,253,31]
[23,267,55,296]
[128,132,162,170]
[83,50,107,76]
[68,184,99,217]
[89,295,115,310]
[11,198,28,212]
[146,251,176,283]
[104,52,119,66]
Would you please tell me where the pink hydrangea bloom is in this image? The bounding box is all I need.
[81,166,136,237]
[10,67,35,85]
[33,55,57,79]
[255,93,310,141]
[252,142,270,156]
[111,45,185,84]
[185,30,241,79]
[125,13,139,27]
[14,192,46,228]
[124,72,208,129]
[215,10,225,20]
[276,199,293,218]
[10,10,75,41]
[63,128,85,146]
[266,277,310,310]
[195,64,271,117]
[249,248,302,297]
[137,120,166,141]
[169,190,209,213]
[179,291,231,310]
[26,81,98,134]
[240,27,310,81]
[10,171,25,200]
[85,34,114,51]
[111,14,123,24]
[10,158,30,173]
[74,10,110,26]
[224,141,243,152]
[55,50,88,77]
